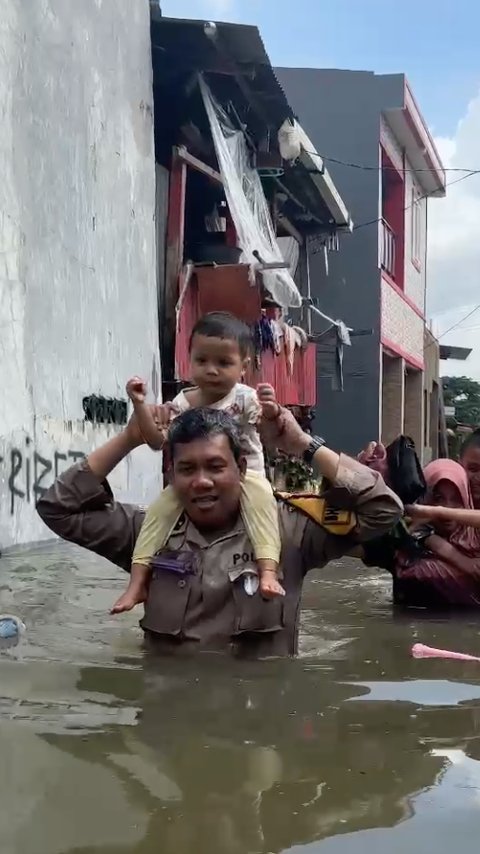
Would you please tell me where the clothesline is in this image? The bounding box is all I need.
[302,298,352,333]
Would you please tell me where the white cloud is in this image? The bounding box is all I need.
[206,0,235,12]
[162,0,237,21]
[428,90,480,380]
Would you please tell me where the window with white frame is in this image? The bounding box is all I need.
[411,189,422,266]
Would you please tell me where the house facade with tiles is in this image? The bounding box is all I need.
[276,67,446,457]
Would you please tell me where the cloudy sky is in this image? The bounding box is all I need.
[163,0,480,378]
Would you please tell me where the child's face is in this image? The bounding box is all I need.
[190,334,248,402]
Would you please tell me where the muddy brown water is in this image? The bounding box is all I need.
[2,543,480,853]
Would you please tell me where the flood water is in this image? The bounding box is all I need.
[2,544,480,853]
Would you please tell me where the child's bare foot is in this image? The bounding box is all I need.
[110,584,147,615]
[259,570,285,599]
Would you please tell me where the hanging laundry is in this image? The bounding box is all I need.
[326,233,340,252]
[271,320,284,355]
[333,321,351,392]
[282,323,297,376]
[316,321,351,392]
[253,315,275,368]
[291,325,309,349]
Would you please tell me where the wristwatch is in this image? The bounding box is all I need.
[302,435,326,466]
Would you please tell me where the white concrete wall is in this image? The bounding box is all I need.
[0,0,162,549]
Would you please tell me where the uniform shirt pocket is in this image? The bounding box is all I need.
[141,550,195,636]
[228,564,284,635]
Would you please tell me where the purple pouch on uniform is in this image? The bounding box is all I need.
[150,550,197,576]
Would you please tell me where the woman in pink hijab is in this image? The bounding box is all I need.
[357,441,480,606]
[407,459,480,531]
[396,459,480,608]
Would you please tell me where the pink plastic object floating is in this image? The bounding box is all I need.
[412,642,480,662]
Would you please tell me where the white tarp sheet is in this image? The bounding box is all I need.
[200,77,302,308]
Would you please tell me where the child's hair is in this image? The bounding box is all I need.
[460,428,480,458]
[189,312,253,359]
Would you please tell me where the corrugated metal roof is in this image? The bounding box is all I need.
[150,14,295,130]
[150,12,352,230]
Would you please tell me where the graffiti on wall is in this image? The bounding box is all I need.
[83,395,127,425]
[0,437,85,515]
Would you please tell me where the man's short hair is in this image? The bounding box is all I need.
[168,408,244,463]
[189,312,253,359]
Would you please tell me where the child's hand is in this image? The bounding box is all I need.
[257,383,280,421]
[259,569,286,599]
[126,376,147,405]
[125,378,172,451]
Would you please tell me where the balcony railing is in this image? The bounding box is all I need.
[380,218,396,280]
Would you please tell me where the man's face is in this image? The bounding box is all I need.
[170,434,245,531]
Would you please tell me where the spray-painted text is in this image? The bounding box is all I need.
[0,438,85,515]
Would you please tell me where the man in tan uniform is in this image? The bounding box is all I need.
[36,405,402,658]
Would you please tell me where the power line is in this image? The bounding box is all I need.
[353,170,477,232]
[301,148,479,230]
[435,303,480,343]
[449,323,480,334]
[305,149,480,175]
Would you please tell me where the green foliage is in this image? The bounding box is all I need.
[442,376,480,426]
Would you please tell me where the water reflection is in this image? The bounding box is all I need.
[2,548,480,852]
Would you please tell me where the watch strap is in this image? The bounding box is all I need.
[302,435,326,465]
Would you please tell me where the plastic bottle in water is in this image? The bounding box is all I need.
[0,615,26,649]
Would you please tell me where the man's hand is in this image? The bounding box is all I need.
[257,383,280,421]
[259,405,342,482]
[124,404,169,451]
[87,402,169,480]
[125,376,175,451]
[258,404,310,456]
[153,402,177,430]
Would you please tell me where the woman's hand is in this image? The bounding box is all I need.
[405,504,437,522]
[357,441,389,479]
[406,504,480,530]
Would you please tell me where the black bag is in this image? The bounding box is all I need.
[386,435,426,506]
[362,518,433,572]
